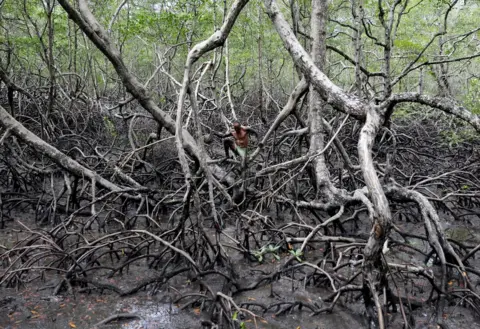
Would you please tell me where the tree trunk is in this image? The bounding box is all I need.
[358,107,392,329]
[351,0,365,98]
[308,0,332,200]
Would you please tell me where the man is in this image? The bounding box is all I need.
[214,121,258,160]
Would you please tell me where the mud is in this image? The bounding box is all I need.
[1,210,480,329]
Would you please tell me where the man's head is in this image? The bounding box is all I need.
[233,121,241,132]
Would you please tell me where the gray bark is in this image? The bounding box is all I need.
[358,108,391,329]
[351,0,365,97]
[264,0,367,120]
[308,0,331,199]
[389,93,480,133]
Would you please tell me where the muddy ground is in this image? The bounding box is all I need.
[1,206,480,329]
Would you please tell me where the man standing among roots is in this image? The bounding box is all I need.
[212,121,259,206]
[214,121,258,162]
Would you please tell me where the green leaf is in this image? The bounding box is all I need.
[289,249,303,262]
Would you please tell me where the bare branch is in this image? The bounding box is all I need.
[389,93,480,133]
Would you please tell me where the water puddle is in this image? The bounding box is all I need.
[114,300,185,329]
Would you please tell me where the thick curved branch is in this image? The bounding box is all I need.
[264,0,367,120]
[389,93,480,133]
[0,105,131,195]
[359,108,392,245]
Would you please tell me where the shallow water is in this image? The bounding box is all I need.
[116,299,187,329]
[0,287,199,329]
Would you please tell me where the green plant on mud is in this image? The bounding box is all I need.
[232,311,247,329]
[252,244,281,263]
[288,249,303,262]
